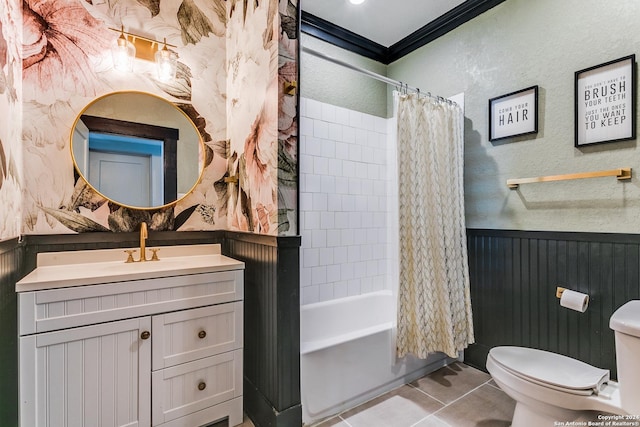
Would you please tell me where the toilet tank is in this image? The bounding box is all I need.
[609,300,640,414]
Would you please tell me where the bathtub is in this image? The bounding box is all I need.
[300,290,455,425]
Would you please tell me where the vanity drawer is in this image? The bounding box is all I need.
[19,270,243,335]
[152,302,243,369]
[151,349,242,426]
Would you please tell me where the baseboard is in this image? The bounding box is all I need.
[244,378,302,427]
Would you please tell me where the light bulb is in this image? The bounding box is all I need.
[111,27,135,72]
[349,0,366,4]
[155,39,177,81]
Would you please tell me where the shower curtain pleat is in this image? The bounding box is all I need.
[395,92,474,359]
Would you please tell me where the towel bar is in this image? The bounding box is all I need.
[507,168,632,189]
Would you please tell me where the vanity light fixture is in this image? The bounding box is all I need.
[155,39,178,82]
[349,0,366,4]
[109,27,178,80]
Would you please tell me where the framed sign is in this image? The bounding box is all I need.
[575,55,636,147]
[489,86,538,141]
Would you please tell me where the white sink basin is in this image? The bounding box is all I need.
[16,244,244,292]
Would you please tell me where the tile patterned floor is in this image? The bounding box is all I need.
[311,362,515,427]
[211,362,515,427]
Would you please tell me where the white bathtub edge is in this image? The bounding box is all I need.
[300,321,394,355]
[300,289,394,312]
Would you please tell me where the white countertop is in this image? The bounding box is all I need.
[16,244,244,292]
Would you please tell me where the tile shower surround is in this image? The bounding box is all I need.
[299,98,392,305]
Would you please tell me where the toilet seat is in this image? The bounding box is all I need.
[489,346,610,396]
[487,350,624,419]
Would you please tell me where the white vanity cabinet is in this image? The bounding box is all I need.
[16,244,244,427]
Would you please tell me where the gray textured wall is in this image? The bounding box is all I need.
[388,0,640,233]
[300,0,640,233]
[300,34,389,118]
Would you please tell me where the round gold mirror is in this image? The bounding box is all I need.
[71,91,203,209]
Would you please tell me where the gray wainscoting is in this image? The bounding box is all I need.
[225,232,302,427]
[465,228,640,379]
[0,238,21,427]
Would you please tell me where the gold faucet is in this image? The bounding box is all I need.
[139,222,148,262]
[124,222,160,263]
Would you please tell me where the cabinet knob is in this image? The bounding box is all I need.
[198,382,206,391]
[140,331,151,340]
[198,330,207,339]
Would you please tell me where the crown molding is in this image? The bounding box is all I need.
[300,11,387,62]
[301,0,508,65]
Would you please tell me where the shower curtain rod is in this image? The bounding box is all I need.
[302,46,452,103]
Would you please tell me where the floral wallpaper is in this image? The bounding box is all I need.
[226,0,279,234]
[278,0,298,236]
[0,0,22,240]
[0,0,298,240]
[225,0,298,236]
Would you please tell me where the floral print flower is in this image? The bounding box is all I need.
[21,0,113,102]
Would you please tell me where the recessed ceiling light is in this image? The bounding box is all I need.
[349,0,366,4]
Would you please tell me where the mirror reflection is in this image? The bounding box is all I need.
[71,92,203,209]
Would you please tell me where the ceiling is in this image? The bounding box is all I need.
[300,0,507,64]
[301,0,466,47]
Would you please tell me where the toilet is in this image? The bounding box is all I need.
[486,300,640,426]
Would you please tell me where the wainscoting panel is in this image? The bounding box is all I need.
[224,232,302,427]
[465,229,640,379]
[0,238,22,427]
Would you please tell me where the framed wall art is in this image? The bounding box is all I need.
[489,86,538,141]
[575,54,636,147]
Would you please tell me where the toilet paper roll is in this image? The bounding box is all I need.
[560,289,589,313]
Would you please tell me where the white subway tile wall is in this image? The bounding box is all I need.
[300,97,393,305]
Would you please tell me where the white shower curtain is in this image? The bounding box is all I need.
[394,92,474,359]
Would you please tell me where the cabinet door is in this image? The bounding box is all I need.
[20,317,152,427]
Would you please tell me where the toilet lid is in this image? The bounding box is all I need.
[489,346,610,394]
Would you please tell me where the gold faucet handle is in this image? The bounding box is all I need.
[124,250,136,263]
[150,248,160,261]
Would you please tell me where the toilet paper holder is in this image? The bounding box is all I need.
[556,286,590,313]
